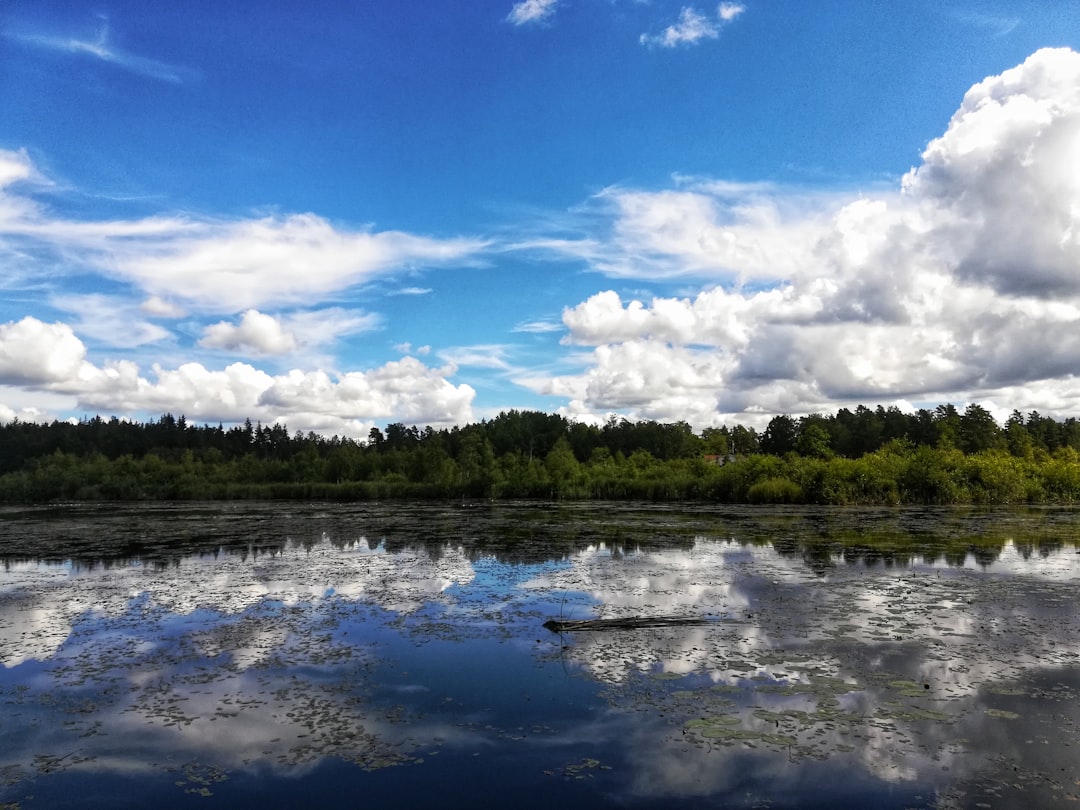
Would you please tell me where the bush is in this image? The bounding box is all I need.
[746,477,803,504]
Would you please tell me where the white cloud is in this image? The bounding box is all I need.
[259,359,475,428]
[283,307,382,347]
[0,148,36,188]
[50,293,173,348]
[390,286,433,296]
[140,295,186,318]
[507,0,558,26]
[526,48,1080,425]
[542,182,833,280]
[105,214,486,311]
[0,317,90,385]
[0,314,473,434]
[512,319,563,333]
[641,7,718,48]
[438,344,513,371]
[0,157,489,311]
[199,310,298,355]
[0,402,52,424]
[901,47,1080,297]
[198,308,381,358]
[717,3,745,22]
[67,356,474,435]
[640,3,744,48]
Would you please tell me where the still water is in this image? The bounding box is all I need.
[1,502,1078,809]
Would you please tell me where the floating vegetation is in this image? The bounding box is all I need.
[558,757,614,779]
[1,502,1079,808]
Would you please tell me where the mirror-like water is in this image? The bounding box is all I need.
[1,502,1078,809]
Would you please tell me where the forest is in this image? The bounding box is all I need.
[3,404,1080,504]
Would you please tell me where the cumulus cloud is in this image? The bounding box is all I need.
[532,48,1080,425]
[68,355,474,435]
[901,47,1080,297]
[258,358,475,427]
[198,308,381,358]
[0,315,473,434]
[0,317,89,385]
[200,310,299,355]
[640,3,745,48]
[0,402,51,424]
[507,0,558,26]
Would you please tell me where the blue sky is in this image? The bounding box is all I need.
[2,1,1080,436]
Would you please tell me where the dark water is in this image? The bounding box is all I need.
[1,502,1079,809]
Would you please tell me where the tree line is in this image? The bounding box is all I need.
[2,404,1080,503]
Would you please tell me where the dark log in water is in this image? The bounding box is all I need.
[542,616,721,632]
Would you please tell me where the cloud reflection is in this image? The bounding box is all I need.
[1,505,1079,807]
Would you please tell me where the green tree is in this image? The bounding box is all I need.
[457,432,499,497]
[958,404,1003,454]
[796,424,833,459]
[760,416,797,455]
[545,437,582,498]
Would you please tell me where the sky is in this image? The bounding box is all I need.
[2,1,1080,437]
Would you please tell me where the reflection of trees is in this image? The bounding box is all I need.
[3,503,1080,571]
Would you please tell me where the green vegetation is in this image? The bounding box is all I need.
[3,405,1080,503]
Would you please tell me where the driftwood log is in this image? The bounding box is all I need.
[542,616,720,633]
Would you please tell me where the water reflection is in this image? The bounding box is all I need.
[0,503,1078,808]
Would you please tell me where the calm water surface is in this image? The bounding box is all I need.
[1,502,1078,809]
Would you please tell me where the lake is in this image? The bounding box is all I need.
[1,502,1078,809]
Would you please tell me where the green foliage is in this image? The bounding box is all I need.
[746,477,803,504]
[4,405,1080,504]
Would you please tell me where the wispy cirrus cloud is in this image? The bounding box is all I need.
[0,151,489,312]
[438,344,513,371]
[7,22,196,83]
[512,319,563,334]
[640,3,745,48]
[507,0,558,26]
[950,10,1020,38]
[49,293,174,349]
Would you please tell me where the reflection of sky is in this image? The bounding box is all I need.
[0,541,476,667]
[1,509,1079,808]
[524,537,1080,799]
